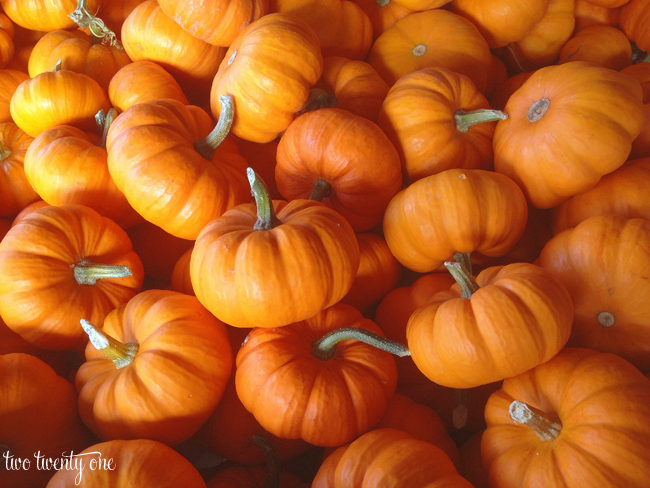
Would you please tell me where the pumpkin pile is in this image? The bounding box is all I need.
[1,0,650,486]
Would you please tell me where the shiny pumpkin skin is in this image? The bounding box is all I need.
[210,12,323,143]
[76,290,233,446]
[493,61,645,209]
[537,214,650,372]
[46,438,207,488]
[378,67,498,183]
[190,199,360,329]
[235,303,397,447]
[407,263,574,388]
[106,98,250,240]
[312,428,473,488]
[383,168,528,273]
[482,347,650,488]
[0,204,144,351]
[0,69,27,123]
[275,107,402,232]
[1,353,90,488]
[0,122,38,217]
[0,0,101,31]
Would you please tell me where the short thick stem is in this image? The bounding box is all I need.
[248,168,281,231]
[444,261,480,299]
[455,109,507,133]
[297,88,338,115]
[80,319,138,369]
[310,178,333,201]
[509,400,562,442]
[311,327,410,361]
[96,108,118,149]
[194,95,234,160]
[252,435,280,488]
[68,0,120,48]
[73,258,132,285]
[0,142,10,161]
[527,99,550,122]
[598,311,615,327]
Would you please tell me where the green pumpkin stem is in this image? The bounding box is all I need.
[80,319,138,369]
[252,435,280,488]
[311,327,411,361]
[509,400,562,442]
[248,168,281,231]
[452,251,473,277]
[73,258,132,285]
[96,108,119,149]
[194,95,235,160]
[53,59,62,72]
[297,87,338,115]
[310,178,333,201]
[444,261,479,299]
[68,0,121,48]
[455,109,507,133]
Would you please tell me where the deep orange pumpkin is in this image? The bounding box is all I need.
[558,24,632,70]
[0,122,38,217]
[620,0,650,53]
[0,0,101,31]
[0,69,28,123]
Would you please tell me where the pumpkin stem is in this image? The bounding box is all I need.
[452,389,469,429]
[509,400,562,441]
[527,99,550,122]
[0,142,11,161]
[252,435,280,488]
[376,0,391,6]
[310,178,333,201]
[297,88,338,115]
[455,109,507,133]
[248,168,281,231]
[80,319,138,369]
[311,327,410,361]
[444,261,479,299]
[597,311,615,327]
[631,42,650,64]
[452,251,473,277]
[68,0,121,49]
[53,59,62,72]
[194,95,235,160]
[73,258,133,285]
[96,108,118,150]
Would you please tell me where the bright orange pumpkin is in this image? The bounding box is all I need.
[558,24,632,70]
[0,0,101,31]
[0,69,28,123]
[0,122,38,217]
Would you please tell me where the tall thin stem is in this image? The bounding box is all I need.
[247,168,281,231]
[444,261,480,299]
[311,327,410,361]
[252,435,280,488]
[194,95,234,160]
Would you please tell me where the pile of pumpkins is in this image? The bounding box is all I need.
[1,0,650,486]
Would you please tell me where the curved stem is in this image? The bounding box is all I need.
[252,435,280,488]
[509,400,562,442]
[297,88,338,115]
[311,327,411,361]
[194,95,235,160]
[80,319,138,369]
[247,168,281,231]
[73,258,132,285]
[452,251,473,277]
[444,261,479,299]
[310,178,333,201]
[96,108,118,149]
[455,109,507,133]
[68,0,121,48]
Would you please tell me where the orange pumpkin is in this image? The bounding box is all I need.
[28,29,131,92]
[482,347,650,488]
[493,61,645,208]
[210,13,323,143]
[321,1,373,60]
[1,353,89,488]
[76,289,233,445]
[106,97,250,240]
[537,214,650,372]
[10,66,111,138]
[383,169,528,273]
[378,67,505,183]
[121,0,227,88]
[170,247,194,296]
[352,0,414,41]
[191,169,360,329]
[574,0,621,31]
[0,204,144,351]
[0,0,101,31]
[235,303,398,446]
[558,24,632,70]
[312,428,473,487]
[0,122,38,217]
[368,9,492,92]
[0,13,14,70]
[157,0,267,47]
[407,262,574,388]
[108,60,189,113]
[0,69,28,123]
[46,439,207,487]
[275,107,403,231]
